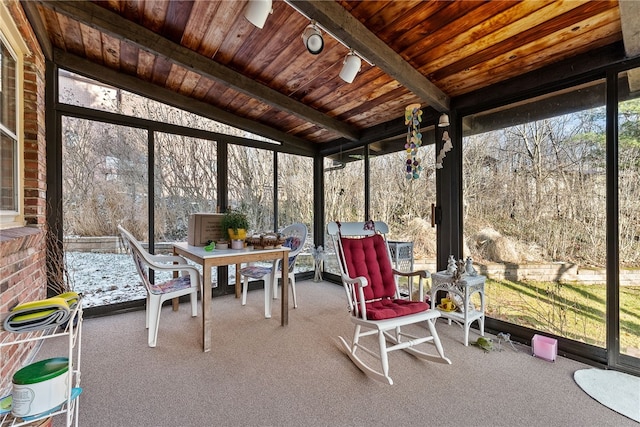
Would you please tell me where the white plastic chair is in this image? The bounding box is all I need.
[240,223,308,316]
[118,225,201,347]
[327,220,451,385]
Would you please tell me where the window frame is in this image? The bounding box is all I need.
[0,3,28,229]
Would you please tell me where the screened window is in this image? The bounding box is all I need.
[323,147,365,276]
[277,152,314,273]
[462,80,608,347]
[617,68,640,361]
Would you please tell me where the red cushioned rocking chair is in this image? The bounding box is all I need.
[327,221,451,384]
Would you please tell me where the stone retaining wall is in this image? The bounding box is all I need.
[64,236,125,253]
[64,236,174,253]
[475,262,639,286]
[414,260,639,286]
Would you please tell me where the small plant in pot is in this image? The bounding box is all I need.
[221,208,250,243]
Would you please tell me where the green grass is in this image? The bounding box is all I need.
[484,278,640,352]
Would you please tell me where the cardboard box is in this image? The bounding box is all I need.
[187,213,224,246]
[532,334,557,362]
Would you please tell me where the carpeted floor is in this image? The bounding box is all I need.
[574,368,640,423]
[38,280,638,427]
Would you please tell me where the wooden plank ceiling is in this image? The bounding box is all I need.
[27,0,624,151]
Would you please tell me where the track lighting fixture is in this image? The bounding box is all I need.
[244,0,272,29]
[302,22,324,55]
[339,51,362,83]
[283,2,375,81]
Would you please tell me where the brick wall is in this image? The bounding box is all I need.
[0,228,47,394]
[0,1,47,395]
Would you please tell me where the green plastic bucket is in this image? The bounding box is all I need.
[12,358,69,417]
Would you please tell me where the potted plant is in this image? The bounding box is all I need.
[221,208,250,241]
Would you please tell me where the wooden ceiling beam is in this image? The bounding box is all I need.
[618,0,640,91]
[453,43,627,114]
[20,1,53,60]
[289,0,450,112]
[53,49,314,155]
[39,0,362,142]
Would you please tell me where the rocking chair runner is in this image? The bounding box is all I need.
[327,221,451,385]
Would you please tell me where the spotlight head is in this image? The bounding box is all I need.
[302,24,324,55]
[339,52,361,83]
[438,113,450,127]
[244,0,272,29]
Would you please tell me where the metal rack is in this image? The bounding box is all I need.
[387,240,416,299]
[388,240,414,272]
[0,303,82,427]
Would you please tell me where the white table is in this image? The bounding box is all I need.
[173,242,290,352]
[430,271,486,346]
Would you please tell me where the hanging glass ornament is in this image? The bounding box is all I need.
[404,103,423,180]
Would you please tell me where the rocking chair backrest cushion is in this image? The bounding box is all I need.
[341,234,396,301]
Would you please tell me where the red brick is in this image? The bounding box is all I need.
[0,2,46,391]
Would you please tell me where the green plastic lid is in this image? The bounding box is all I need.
[12,358,69,385]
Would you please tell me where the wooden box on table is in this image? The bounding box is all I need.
[187,213,224,246]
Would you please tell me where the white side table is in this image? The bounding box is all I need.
[430,271,486,346]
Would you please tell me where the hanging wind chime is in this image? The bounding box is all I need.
[404,103,423,180]
[436,112,452,169]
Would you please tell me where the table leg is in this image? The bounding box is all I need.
[479,291,486,337]
[235,263,242,298]
[264,268,272,318]
[464,288,469,346]
[281,252,289,326]
[463,314,469,346]
[202,261,212,352]
[172,249,180,311]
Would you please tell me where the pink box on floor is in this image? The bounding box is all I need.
[532,334,557,362]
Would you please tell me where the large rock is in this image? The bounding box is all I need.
[475,228,520,263]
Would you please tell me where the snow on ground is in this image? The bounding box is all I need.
[65,252,148,307]
[65,252,241,308]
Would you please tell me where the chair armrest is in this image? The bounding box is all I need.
[149,261,199,275]
[162,264,202,289]
[341,273,368,288]
[392,269,429,279]
[143,256,201,288]
[392,269,430,302]
[179,265,202,289]
[341,274,369,318]
[146,254,188,265]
